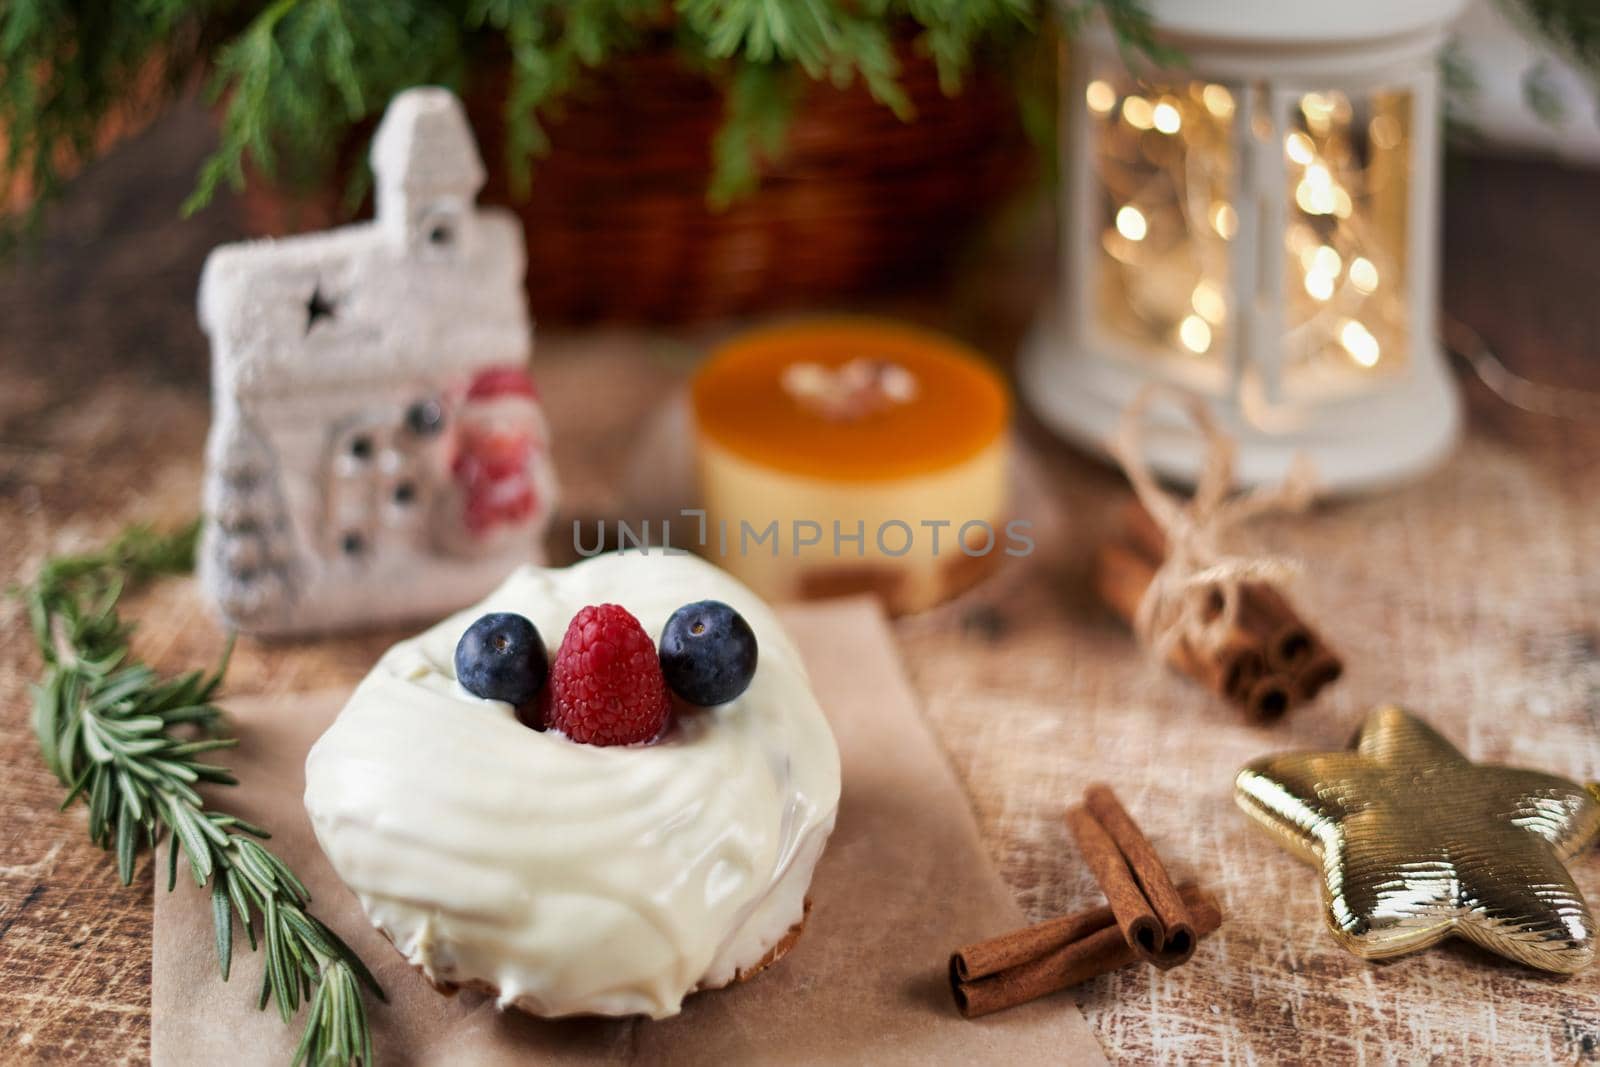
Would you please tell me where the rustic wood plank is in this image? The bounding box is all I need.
[2,102,1598,1063]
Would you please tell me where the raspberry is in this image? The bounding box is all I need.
[547,604,671,746]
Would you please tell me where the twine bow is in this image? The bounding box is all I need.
[1110,385,1318,668]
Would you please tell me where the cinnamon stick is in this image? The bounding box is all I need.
[952,886,1222,1019]
[1063,804,1162,962]
[952,901,1122,983]
[1171,633,1266,705]
[1245,673,1293,721]
[1292,651,1344,704]
[1083,784,1195,967]
[1243,582,1317,672]
[1092,539,1155,627]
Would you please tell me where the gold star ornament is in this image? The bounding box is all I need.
[1236,706,1600,973]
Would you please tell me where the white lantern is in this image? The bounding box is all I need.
[1022,0,1468,490]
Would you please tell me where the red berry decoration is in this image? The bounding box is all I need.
[547,604,672,746]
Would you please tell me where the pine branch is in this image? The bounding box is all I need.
[1,0,1179,233]
[1058,0,1183,70]
[679,0,910,117]
[1504,0,1600,89]
[707,60,802,210]
[901,0,1037,94]
[187,0,467,215]
[20,521,383,1067]
[466,0,660,198]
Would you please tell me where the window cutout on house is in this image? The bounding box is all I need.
[225,467,260,491]
[305,284,338,333]
[405,399,445,436]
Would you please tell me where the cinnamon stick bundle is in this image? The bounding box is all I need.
[951,784,1223,1019]
[1094,541,1288,718]
[1123,501,1332,675]
[951,886,1222,1019]
[1093,499,1342,719]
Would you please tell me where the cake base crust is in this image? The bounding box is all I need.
[396,899,813,1017]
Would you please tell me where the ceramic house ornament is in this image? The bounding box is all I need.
[197,87,557,635]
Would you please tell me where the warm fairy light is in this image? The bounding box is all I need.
[1086,79,1117,115]
[1210,201,1238,240]
[1304,245,1342,301]
[1285,132,1315,166]
[1294,180,1325,215]
[1202,84,1235,119]
[1350,257,1379,293]
[1090,73,1408,379]
[1287,223,1318,258]
[1296,164,1337,215]
[1370,114,1402,150]
[1192,280,1228,325]
[1178,314,1213,354]
[1101,229,1139,263]
[1115,205,1148,241]
[1340,319,1381,367]
[1301,92,1337,134]
[1311,245,1342,278]
[1122,95,1155,130]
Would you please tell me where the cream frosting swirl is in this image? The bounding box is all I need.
[304,552,841,1018]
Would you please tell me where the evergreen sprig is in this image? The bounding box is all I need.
[1507,0,1600,88]
[5,0,1600,242]
[20,521,383,1067]
[0,0,1161,238]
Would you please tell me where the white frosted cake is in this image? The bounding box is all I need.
[304,552,841,1018]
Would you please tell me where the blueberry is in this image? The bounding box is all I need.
[659,600,758,706]
[454,612,548,706]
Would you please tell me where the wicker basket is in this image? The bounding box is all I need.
[241,44,1031,323]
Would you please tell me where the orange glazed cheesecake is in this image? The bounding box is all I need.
[690,319,1012,615]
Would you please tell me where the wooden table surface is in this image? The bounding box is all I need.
[3,102,1599,1064]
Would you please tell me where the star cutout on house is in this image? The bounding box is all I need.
[1236,706,1600,973]
[305,283,338,333]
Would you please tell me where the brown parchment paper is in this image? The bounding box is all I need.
[153,597,1105,1065]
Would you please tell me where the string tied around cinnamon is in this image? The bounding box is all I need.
[1109,385,1318,676]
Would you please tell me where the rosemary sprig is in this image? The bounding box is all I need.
[20,521,383,1066]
